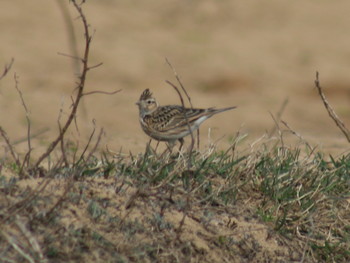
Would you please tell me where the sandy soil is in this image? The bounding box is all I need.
[1,0,350,156]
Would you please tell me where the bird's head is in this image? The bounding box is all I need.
[136,89,159,116]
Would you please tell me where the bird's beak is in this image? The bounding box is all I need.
[135,101,140,106]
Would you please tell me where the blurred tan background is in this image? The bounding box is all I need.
[1,0,350,156]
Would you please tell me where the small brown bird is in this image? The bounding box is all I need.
[136,89,236,149]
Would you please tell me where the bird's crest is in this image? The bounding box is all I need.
[140,89,153,101]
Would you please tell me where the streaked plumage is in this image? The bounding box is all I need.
[136,89,236,148]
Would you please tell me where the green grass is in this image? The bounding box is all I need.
[0,136,349,262]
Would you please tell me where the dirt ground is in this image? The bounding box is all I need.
[1,1,350,155]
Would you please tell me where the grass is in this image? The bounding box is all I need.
[0,134,349,263]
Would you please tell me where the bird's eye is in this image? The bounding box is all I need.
[147,100,152,104]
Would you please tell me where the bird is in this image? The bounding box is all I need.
[136,89,236,150]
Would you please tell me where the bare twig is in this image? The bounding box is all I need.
[70,95,80,135]
[165,80,195,168]
[166,59,201,150]
[58,120,69,168]
[72,140,80,165]
[55,0,80,74]
[82,89,121,97]
[15,216,45,262]
[0,127,20,167]
[57,98,69,167]
[175,194,190,240]
[57,0,90,127]
[0,58,14,81]
[165,81,187,111]
[281,120,313,152]
[268,97,289,137]
[197,129,200,149]
[269,112,284,149]
[1,230,35,263]
[85,127,104,163]
[165,58,193,108]
[87,62,103,70]
[57,52,82,61]
[44,177,73,220]
[35,0,94,167]
[13,128,49,145]
[1,177,52,224]
[0,60,20,167]
[80,120,96,163]
[13,73,32,171]
[314,71,350,143]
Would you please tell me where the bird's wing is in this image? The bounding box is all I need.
[149,106,207,131]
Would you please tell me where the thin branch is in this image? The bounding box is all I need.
[82,89,121,97]
[0,59,19,166]
[55,0,80,74]
[44,176,73,220]
[165,80,186,109]
[2,177,52,223]
[165,59,201,149]
[87,62,103,70]
[70,95,80,135]
[13,128,49,145]
[0,58,14,80]
[57,52,82,61]
[76,119,97,164]
[72,140,80,165]
[175,194,190,240]
[57,0,90,125]
[197,129,200,150]
[280,120,313,152]
[276,97,289,120]
[165,80,195,169]
[165,58,193,108]
[315,71,350,143]
[268,97,289,137]
[13,73,32,170]
[85,127,104,163]
[1,230,35,263]
[57,97,69,167]
[0,127,20,167]
[35,0,93,167]
[59,119,69,168]
[15,216,45,261]
[269,112,284,149]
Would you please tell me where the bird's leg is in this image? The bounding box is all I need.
[160,141,174,159]
[178,138,184,152]
[166,141,175,153]
[154,141,160,151]
[196,129,200,149]
[145,139,152,154]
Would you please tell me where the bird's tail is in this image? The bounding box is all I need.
[209,106,237,115]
